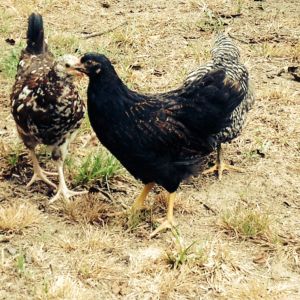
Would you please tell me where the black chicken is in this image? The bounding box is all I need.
[11,13,86,202]
[185,34,254,179]
[71,43,247,236]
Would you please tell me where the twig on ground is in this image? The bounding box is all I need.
[218,13,242,19]
[200,201,218,215]
[83,21,128,39]
[228,32,250,44]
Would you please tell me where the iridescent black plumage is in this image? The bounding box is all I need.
[11,13,86,202]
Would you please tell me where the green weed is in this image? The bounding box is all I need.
[16,252,26,275]
[6,143,23,167]
[165,228,206,269]
[0,44,24,79]
[75,149,123,185]
[196,9,225,32]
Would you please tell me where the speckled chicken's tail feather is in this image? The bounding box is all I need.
[211,33,241,64]
[26,13,45,55]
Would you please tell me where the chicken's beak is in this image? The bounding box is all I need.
[62,55,84,78]
[70,63,88,75]
[66,67,84,78]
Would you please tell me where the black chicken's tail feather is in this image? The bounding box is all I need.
[26,13,45,54]
[178,69,245,136]
[202,68,244,111]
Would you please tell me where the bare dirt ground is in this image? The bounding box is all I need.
[0,0,299,299]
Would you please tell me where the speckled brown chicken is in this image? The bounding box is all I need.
[11,13,86,202]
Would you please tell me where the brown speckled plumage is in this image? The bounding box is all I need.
[11,13,86,202]
[11,45,84,149]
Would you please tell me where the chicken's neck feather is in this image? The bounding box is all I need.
[88,66,146,109]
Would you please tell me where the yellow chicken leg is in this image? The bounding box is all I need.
[202,144,244,180]
[131,182,155,212]
[150,192,177,238]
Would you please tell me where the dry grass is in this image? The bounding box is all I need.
[61,194,118,225]
[221,280,289,300]
[0,202,42,233]
[36,275,91,300]
[252,41,300,61]
[218,205,279,243]
[55,225,119,254]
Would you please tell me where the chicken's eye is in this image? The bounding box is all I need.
[65,63,71,68]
